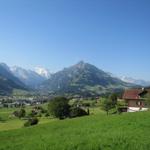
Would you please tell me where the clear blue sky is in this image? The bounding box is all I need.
[0,0,150,80]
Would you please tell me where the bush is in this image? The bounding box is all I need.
[36,113,42,117]
[69,107,88,118]
[24,117,39,127]
[45,113,50,117]
[33,106,47,114]
[13,111,19,117]
[24,121,31,127]
[41,109,47,114]
[28,110,38,117]
[82,103,90,107]
[13,108,26,118]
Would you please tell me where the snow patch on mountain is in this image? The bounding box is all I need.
[34,67,51,79]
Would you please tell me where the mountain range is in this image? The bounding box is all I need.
[39,61,135,96]
[0,61,149,96]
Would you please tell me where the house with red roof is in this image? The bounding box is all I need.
[122,88,150,112]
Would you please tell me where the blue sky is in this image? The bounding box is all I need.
[0,0,150,80]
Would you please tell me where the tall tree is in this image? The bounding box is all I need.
[109,93,118,106]
[101,99,113,115]
[48,97,70,119]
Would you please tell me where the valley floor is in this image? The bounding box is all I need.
[0,109,150,150]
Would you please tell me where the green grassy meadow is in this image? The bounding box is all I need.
[0,106,150,150]
[0,104,55,131]
[0,106,101,131]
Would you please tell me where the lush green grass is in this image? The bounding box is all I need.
[0,105,56,131]
[0,117,56,131]
[0,110,150,150]
[0,106,102,131]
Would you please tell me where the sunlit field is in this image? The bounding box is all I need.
[0,106,150,150]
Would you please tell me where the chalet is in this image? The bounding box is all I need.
[123,88,150,112]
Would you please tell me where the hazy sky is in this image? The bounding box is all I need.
[0,0,150,80]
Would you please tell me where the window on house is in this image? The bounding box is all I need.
[136,101,142,106]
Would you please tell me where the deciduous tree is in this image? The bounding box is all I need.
[48,97,70,119]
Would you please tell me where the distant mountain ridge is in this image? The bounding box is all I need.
[39,61,135,96]
[120,76,150,87]
[0,63,26,95]
[10,66,48,88]
[0,63,51,91]
[108,73,150,87]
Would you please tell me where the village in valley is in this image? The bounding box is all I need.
[0,95,49,108]
[1,87,150,112]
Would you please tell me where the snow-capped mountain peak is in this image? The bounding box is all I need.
[10,66,48,88]
[34,67,51,79]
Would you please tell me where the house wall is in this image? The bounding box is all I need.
[127,100,144,108]
[126,99,148,112]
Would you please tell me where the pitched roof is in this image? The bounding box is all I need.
[122,89,142,100]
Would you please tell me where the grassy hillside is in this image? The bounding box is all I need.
[0,106,101,131]
[0,104,53,131]
[0,110,150,150]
